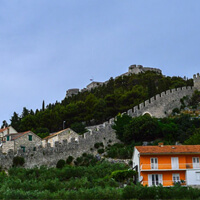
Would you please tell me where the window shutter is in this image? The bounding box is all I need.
[28,135,32,141]
[148,174,152,186]
[158,174,163,185]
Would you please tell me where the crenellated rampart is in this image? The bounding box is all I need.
[127,86,194,118]
[1,73,199,169]
[0,123,119,169]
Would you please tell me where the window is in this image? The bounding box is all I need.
[7,136,9,141]
[171,157,179,169]
[148,174,163,186]
[21,146,25,152]
[151,158,158,169]
[196,172,200,181]
[172,174,180,183]
[193,157,200,168]
[28,135,32,141]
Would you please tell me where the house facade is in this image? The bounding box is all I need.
[2,131,42,153]
[132,144,200,187]
[42,128,79,147]
[0,126,18,141]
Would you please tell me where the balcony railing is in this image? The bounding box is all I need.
[140,163,200,171]
[142,179,186,186]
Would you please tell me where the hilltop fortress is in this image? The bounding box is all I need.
[66,65,162,97]
[0,66,200,169]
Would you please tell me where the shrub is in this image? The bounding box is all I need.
[172,107,180,115]
[56,159,66,169]
[97,148,104,154]
[74,154,98,166]
[94,142,104,149]
[13,156,25,167]
[66,156,74,165]
[106,143,133,159]
[110,169,136,182]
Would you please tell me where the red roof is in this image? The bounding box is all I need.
[0,127,8,133]
[43,128,71,140]
[10,131,31,140]
[135,145,200,154]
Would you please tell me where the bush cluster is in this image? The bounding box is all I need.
[94,142,104,149]
[106,143,134,159]
[13,156,25,167]
[74,153,99,166]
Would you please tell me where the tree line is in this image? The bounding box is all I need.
[6,71,192,136]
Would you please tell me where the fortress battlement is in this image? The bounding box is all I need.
[66,64,162,98]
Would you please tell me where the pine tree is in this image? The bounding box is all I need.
[42,100,45,111]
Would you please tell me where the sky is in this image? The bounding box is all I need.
[0,0,200,124]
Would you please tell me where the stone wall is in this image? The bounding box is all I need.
[14,132,42,153]
[2,141,14,154]
[42,128,79,147]
[2,132,42,153]
[126,86,194,118]
[0,123,119,169]
[194,73,200,90]
[66,88,79,98]
[128,65,162,75]
[1,73,199,169]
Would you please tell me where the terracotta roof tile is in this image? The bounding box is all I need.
[0,127,8,133]
[11,131,31,140]
[43,128,70,140]
[135,145,200,154]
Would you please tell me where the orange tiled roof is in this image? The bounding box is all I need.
[11,131,31,140]
[0,127,8,133]
[135,145,200,154]
[43,128,70,140]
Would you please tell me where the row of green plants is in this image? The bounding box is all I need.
[0,161,128,199]
[1,161,200,199]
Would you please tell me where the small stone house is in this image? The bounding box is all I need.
[0,126,18,141]
[42,128,79,147]
[2,131,42,153]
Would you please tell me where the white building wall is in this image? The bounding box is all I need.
[186,170,200,185]
[132,147,140,168]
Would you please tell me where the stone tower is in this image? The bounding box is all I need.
[193,73,200,91]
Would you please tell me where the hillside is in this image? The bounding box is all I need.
[8,71,193,136]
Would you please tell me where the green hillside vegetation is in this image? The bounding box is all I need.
[8,71,193,135]
[113,113,200,145]
[0,161,200,199]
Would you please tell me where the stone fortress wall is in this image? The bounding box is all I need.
[66,65,162,98]
[0,68,199,169]
[127,86,194,118]
[0,122,119,169]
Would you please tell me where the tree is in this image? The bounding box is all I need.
[184,129,200,145]
[10,112,21,131]
[70,122,87,135]
[42,100,45,111]
[21,107,29,118]
[1,120,8,129]
[123,115,161,144]
[112,114,132,142]
[189,90,200,108]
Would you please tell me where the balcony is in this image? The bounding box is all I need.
[140,163,200,171]
[142,179,186,186]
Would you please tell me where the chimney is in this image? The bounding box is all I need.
[158,142,164,147]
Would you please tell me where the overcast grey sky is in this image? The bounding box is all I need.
[0,0,200,124]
